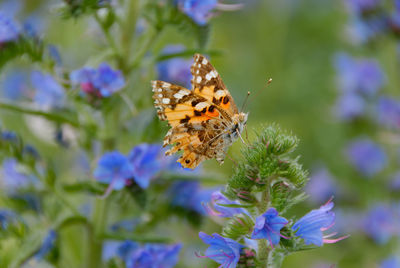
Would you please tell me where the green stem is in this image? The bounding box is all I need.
[0,101,80,127]
[94,12,120,59]
[87,198,108,268]
[257,188,271,267]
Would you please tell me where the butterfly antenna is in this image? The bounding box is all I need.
[240,91,251,113]
[241,78,273,113]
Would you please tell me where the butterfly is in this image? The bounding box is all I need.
[152,53,248,169]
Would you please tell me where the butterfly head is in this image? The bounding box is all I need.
[230,112,248,139]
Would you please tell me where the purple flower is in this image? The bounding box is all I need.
[251,208,288,246]
[376,96,400,129]
[128,144,164,189]
[380,256,400,268]
[334,53,385,96]
[292,199,348,246]
[1,158,34,192]
[198,232,243,268]
[306,167,338,204]
[0,12,19,44]
[126,243,182,268]
[1,70,30,101]
[176,0,217,25]
[31,71,65,108]
[93,151,134,194]
[334,92,366,120]
[157,45,192,89]
[34,230,57,260]
[346,138,387,177]
[206,190,248,217]
[362,204,396,244]
[102,240,139,261]
[70,63,125,98]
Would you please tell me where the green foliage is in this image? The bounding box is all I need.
[224,124,308,205]
[143,3,210,48]
[222,213,254,240]
[60,0,111,18]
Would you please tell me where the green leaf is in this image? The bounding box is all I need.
[62,181,107,195]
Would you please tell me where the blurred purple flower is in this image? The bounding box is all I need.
[126,243,182,268]
[346,0,381,14]
[1,130,18,142]
[251,208,288,246]
[70,63,125,98]
[102,240,139,261]
[1,71,30,101]
[380,256,400,268]
[34,230,57,260]
[23,14,46,38]
[93,151,134,195]
[128,144,164,189]
[362,204,396,244]
[0,12,19,44]
[334,92,365,120]
[117,240,139,261]
[206,190,248,217]
[389,171,400,191]
[157,45,192,89]
[346,138,387,177]
[292,199,348,246]
[31,71,65,108]
[169,181,213,214]
[306,167,337,204]
[176,0,217,25]
[1,158,33,192]
[376,96,400,129]
[198,232,243,268]
[334,53,385,96]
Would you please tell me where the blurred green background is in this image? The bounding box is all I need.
[1,0,399,267]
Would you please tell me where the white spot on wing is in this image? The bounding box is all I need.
[202,58,208,65]
[178,89,189,96]
[195,102,208,110]
[174,93,184,99]
[158,88,162,92]
[205,72,212,81]
[162,98,170,104]
[196,76,202,83]
[158,94,163,98]
[215,90,225,99]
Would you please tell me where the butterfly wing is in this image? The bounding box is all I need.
[191,53,239,117]
[152,54,240,169]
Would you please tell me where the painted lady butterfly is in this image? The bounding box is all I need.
[152,54,248,169]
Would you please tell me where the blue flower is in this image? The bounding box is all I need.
[362,204,396,244]
[198,232,243,268]
[128,144,163,189]
[126,243,182,268]
[168,181,213,214]
[251,208,288,246]
[102,240,139,261]
[31,71,65,108]
[334,92,365,120]
[346,0,381,14]
[34,230,57,260]
[206,190,248,217]
[93,151,134,194]
[334,53,385,96]
[292,199,348,246]
[346,138,387,177]
[1,70,30,101]
[157,45,192,89]
[176,0,217,25]
[1,130,18,142]
[380,256,400,268]
[70,63,125,98]
[306,167,338,204]
[1,158,34,192]
[376,96,400,129]
[0,209,18,230]
[0,12,19,44]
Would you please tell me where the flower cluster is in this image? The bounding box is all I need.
[70,63,125,98]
